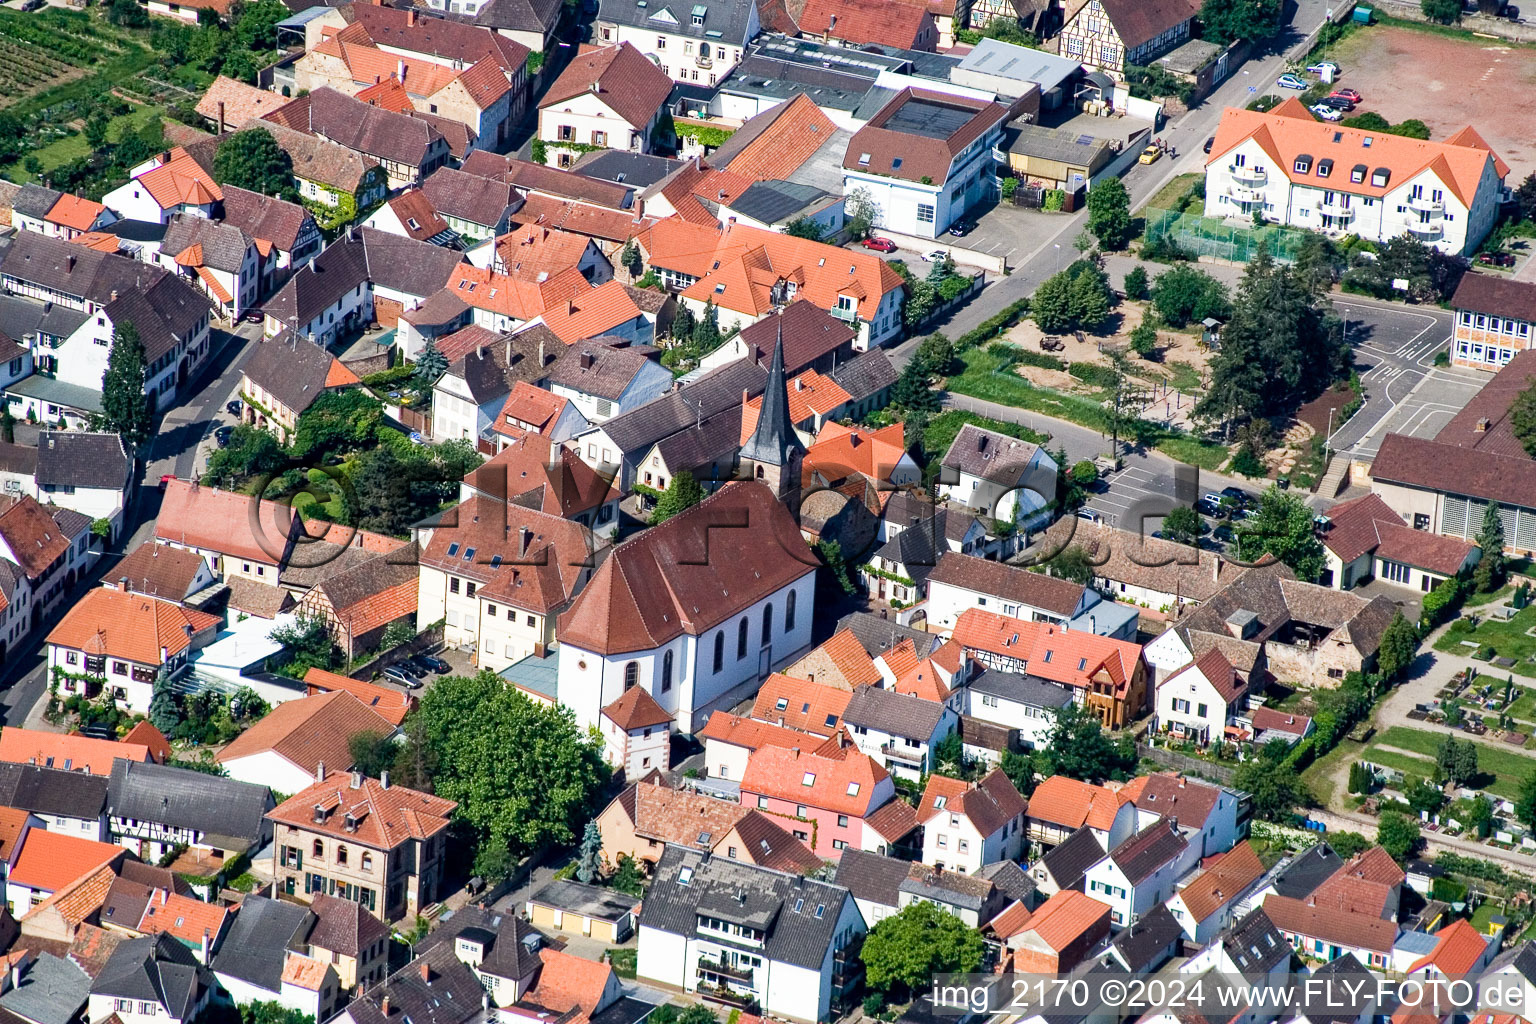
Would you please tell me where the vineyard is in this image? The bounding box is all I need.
[0,8,128,110]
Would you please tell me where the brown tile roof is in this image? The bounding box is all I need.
[602,687,672,731]
[799,0,935,48]
[224,578,294,619]
[750,675,852,734]
[154,480,290,567]
[1088,0,1198,48]
[1177,841,1263,923]
[422,166,517,227]
[864,795,919,841]
[258,121,381,194]
[196,77,287,131]
[1451,271,1536,323]
[846,89,1014,185]
[466,435,617,519]
[0,729,152,777]
[631,780,749,847]
[1425,347,1536,457]
[383,189,453,242]
[108,540,208,603]
[1249,706,1312,737]
[1039,519,1249,604]
[1165,646,1242,703]
[268,770,456,851]
[219,185,311,253]
[0,496,72,580]
[311,547,420,638]
[918,768,1025,837]
[1321,493,1475,575]
[727,809,820,873]
[540,42,673,130]
[418,496,591,615]
[303,668,416,726]
[930,553,1084,616]
[307,893,390,958]
[216,690,396,776]
[1372,432,1536,509]
[557,481,815,656]
[1117,773,1229,830]
[509,193,652,244]
[713,95,839,183]
[9,830,123,894]
[493,381,570,439]
[1028,775,1127,831]
[46,589,220,666]
[26,862,119,932]
[1262,893,1398,953]
[1310,847,1404,917]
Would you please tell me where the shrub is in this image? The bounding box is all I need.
[1123,265,1149,300]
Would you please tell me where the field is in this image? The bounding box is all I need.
[0,8,132,111]
[1323,22,1536,181]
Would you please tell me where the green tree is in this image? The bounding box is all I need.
[84,110,111,150]
[670,302,696,343]
[1475,500,1507,592]
[1,404,14,445]
[290,389,384,460]
[240,1002,315,1024]
[784,217,825,241]
[650,472,705,525]
[1328,831,1372,858]
[1151,264,1229,328]
[205,425,288,484]
[107,0,150,26]
[1421,0,1462,22]
[1404,775,1446,816]
[692,299,722,352]
[861,901,985,998]
[891,358,939,415]
[100,321,154,447]
[915,333,956,378]
[269,613,342,678]
[1376,810,1422,862]
[1376,610,1420,681]
[415,671,610,860]
[1032,271,1074,333]
[1435,735,1479,786]
[1085,177,1132,250]
[999,748,1038,796]
[1236,486,1326,581]
[1068,269,1111,332]
[1518,769,1536,830]
[610,853,645,896]
[234,0,289,50]
[1128,319,1158,357]
[1043,544,1095,584]
[845,187,877,240]
[1233,739,1304,820]
[348,730,397,777]
[413,338,449,390]
[1515,172,1536,222]
[530,138,549,165]
[1162,505,1202,546]
[1200,0,1282,42]
[1123,264,1149,300]
[1453,794,1494,838]
[212,128,299,201]
[1292,233,1340,298]
[347,445,450,537]
[1036,702,1136,783]
[149,670,180,735]
[1512,384,1536,458]
[1392,119,1431,140]
[576,821,603,884]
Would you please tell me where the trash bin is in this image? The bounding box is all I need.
[1352,5,1376,22]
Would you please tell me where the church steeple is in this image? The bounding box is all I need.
[741,320,803,504]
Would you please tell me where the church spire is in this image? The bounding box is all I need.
[741,319,804,468]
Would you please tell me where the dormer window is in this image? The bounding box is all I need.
[1294,154,1313,174]
[1371,168,1390,187]
[1317,158,1333,178]
[1351,163,1367,183]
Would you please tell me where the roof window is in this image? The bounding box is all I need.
[847,781,860,796]
[679,866,693,885]
[892,158,902,169]
[802,771,816,786]
[776,697,788,710]
[463,547,476,561]
[858,153,870,166]
[446,543,460,556]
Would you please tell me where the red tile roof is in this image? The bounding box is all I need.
[1262,894,1398,953]
[136,148,221,211]
[845,88,1014,184]
[750,675,852,734]
[540,42,672,129]
[0,728,152,776]
[799,0,935,48]
[1013,890,1113,952]
[741,742,888,817]
[804,629,882,688]
[9,829,122,894]
[46,588,220,666]
[803,422,909,487]
[122,721,172,764]
[1027,775,1127,831]
[697,711,807,752]
[1408,918,1488,976]
[539,279,646,343]
[494,380,571,439]
[154,479,290,566]
[45,193,107,232]
[952,609,1141,698]
[136,888,231,948]
[303,668,415,726]
[1176,841,1263,923]
[718,94,839,182]
[268,770,456,851]
[495,225,598,283]
[602,686,673,731]
[1164,646,1242,703]
[217,690,396,775]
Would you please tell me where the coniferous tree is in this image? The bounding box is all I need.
[100,321,153,447]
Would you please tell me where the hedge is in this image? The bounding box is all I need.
[954,298,1030,351]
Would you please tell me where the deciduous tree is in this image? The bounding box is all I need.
[650,473,705,525]
[1376,611,1420,681]
[861,901,985,998]
[1376,810,1422,862]
[1200,0,1282,42]
[212,128,299,201]
[1235,486,1326,581]
[1085,177,1132,250]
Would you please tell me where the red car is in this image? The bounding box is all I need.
[1331,88,1362,103]
[861,237,897,253]
[159,474,177,490]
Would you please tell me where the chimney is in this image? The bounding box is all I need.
[218,101,226,132]
[381,995,391,1015]
[1212,555,1221,583]
[201,928,211,962]
[66,255,75,272]
[118,576,128,590]
[8,962,18,994]
[827,12,836,38]
[398,59,406,82]
[520,526,533,556]
[477,343,485,360]
[579,351,595,370]
[380,770,390,789]
[408,8,417,23]
[505,338,512,365]
[110,289,118,302]
[351,770,362,788]
[420,961,432,983]
[538,336,547,366]
[590,81,601,94]
[1477,417,1490,432]
[317,760,326,781]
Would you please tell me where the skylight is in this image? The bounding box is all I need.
[447,543,460,556]
[847,781,860,796]
[679,866,693,885]
[802,771,816,786]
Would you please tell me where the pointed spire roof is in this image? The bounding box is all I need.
[740,321,805,468]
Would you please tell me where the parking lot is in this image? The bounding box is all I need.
[1083,462,1259,536]
[1350,367,1491,460]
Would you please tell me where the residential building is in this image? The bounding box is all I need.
[545,338,674,425]
[304,667,417,727]
[0,951,91,1024]
[1181,907,1291,982]
[294,542,420,662]
[416,496,594,674]
[842,89,1018,239]
[0,232,215,419]
[750,674,854,732]
[269,769,457,921]
[272,88,452,190]
[1030,826,1105,897]
[10,185,115,241]
[1204,100,1507,255]
[211,895,340,1021]
[196,75,287,131]
[698,711,807,782]
[798,0,938,50]
[461,432,620,538]
[428,325,557,446]
[538,43,675,165]
[1165,841,1265,944]
[937,423,1058,529]
[420,167,519,242]
[32,431,134,541]
[557,481,817,731]
[841,685,957,779]
[1319,492,1478,592]
[102,148,223,226]
[958,669,1072,750]
[217,185,324,293]
[106,759,274,868]
[1039,518,1251,612]
[417,0,563,54]
[1025,774,1137,850]
[492,379,589,445]
[636,845,866,1022]
[0,728,154,777]
[215,691,399,794]
[1153,647,1247,746]
[1081,819,1198,929]
[0,496,94,623]
[928,553,1140,640]
[4,826,123,914]
[1056,0,1197,78]
[738,736,898,860]
[991,888,1113,974]
[156,214,267,320]
[304,893,392,991]
[595,0,759,85]
[413,906,554,1008]
[1118,773,1243,858]
[256,121,390,224]
[87,933,217,1024]
[599,686,673,778]
[636,219,906,349]
[102,882,233,962]
[0,760,110,838]
[1450,272,1536,370]
[45,589,221,715]
[594,776,817,871]
[238,335,361,445]
[916,770,1028,875]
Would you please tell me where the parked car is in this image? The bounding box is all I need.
[861,236,897,253]
[1196,498,1225,518]
[1310,104,1343,122]
[243,308,263,323]
[158,474,177,490]
[1138,146,1162,165]
[1307,61,1341,75]
[1503,3,1520,19]
[1221,486,1252,506]
[1203,136,1215,154]
[1076,507,1102,523]
[413,653,451,675]
[947,220,975,238]
[1318,95,1355,111]
[1330,88,1362,103]
[1277,73,1308,90]
[225,399,243,417]
[213,425,233,448]
[1479,251,1518,267]
[382,665,424,689]
[922,249,951,263]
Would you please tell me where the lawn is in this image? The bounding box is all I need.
[1367,725,1536,800]
[609,948,637,979]
[1145,172,1205,215]
[2,100,160,183]
[1435,603,1536,674]
[922,409,1047,457]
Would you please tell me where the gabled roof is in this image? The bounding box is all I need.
[1117,773,1232,831]
[0,728,150,777]
[952,608,1141,698]
[496,224,600,283]
[842,684,946,742]
[108,760,272,848]
[418,495,590,615]
[218,184,311,253]
[0,760,109,820]
[728,808,821,873]
[1320,493,1475,575]
[1106,819,1189,885]
[135,148,222,210]
[1262,894,1398,954]
[305,87,445,167]
[799,0,934,48]
[196,76,285,130]
[45,588,220,665]
[1011,889,1113,952]
[697,711,808,752]
[303,667,416,726]
[1406,918,1489,976]
[845,88,1014,185]
[216,690,396,775]
[930,554,1084,615]
[545,338,655,400]
[257,120,380,193]
[540,42,673,130]
[268,769,456,851]
[210,895,313,992]
[1079,0,1197,49]
[1027,775,1127,830]
[241,335,358,416]
[712,95,841,183]
[90,934,209,1021]
[34,431,129,491]
[751,675,852,734]
[9,828,122,894]
[1164,646,1242,703]
[917,769,1026,837]
[740,740,888,817]
[591,356,767,457]
[1207,104,1503,208]
[1177,841,1264,923]
[465,433,617,518]
[422,166,518,227]
[557,481,814,655]
[834,848,912,909]
[1038,826,1104,891]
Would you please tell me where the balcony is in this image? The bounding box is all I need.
[1229,164,1266,186]
[881,743,924,766]
[698,956,753,983]
[1315,198,1355,219]
[697,983,757,1010]
[1407,194,1445,215]
[695,55,714,69]
[1406,219,1444,240]
[1225,184,1264,204]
